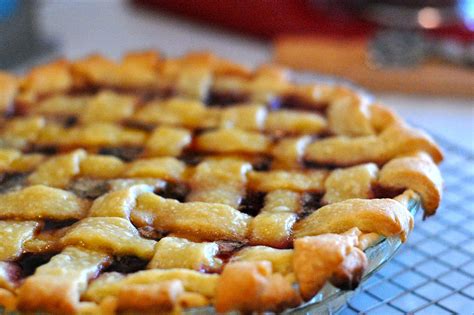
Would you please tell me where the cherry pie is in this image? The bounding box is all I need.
[0,51,443,313]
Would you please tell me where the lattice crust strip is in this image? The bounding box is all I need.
[0,51,444,314]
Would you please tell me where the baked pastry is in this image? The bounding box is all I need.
[0,51,443,314]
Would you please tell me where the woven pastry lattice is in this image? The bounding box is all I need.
[0,52,445,313]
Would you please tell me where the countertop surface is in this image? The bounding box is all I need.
[26,1,473,153]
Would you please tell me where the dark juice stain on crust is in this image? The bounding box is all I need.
[178,150,205,166]
[252,156,273,171]
[273,95,328,114]
[215,241,246,264]
[67,85,101,97]
[160,87,177,99]
[119,86,176,101]
[42,219,79,232]
[114,88,161,103]
[372,184,405,199]
[67,178,110,199]
[299,192,323,218]
[138,226,168,241]
[18,252,57,278]
[98,146,143,162]
[205,90,249,107]
[193,127,215,137]
[329,261,365,290]
[155,182,190,202]
[122,120,156,132]
[104,256,149,274]
[302,159,339,170]
[28,145,59,155]
[60,115,79,128]
[11,101,32,116]
[315,129,335,139]
[0,172,28,193]
[239,191,266,217]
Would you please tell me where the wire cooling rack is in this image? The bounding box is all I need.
[340,135,474,315]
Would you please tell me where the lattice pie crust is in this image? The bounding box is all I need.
[0,51,442,313]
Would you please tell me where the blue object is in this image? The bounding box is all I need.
[0,0,18,21]
[459,0,474,31]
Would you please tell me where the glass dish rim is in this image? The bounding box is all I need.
[282,197,421,314]
[182,197,421,314]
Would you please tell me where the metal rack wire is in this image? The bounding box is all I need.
[340,136,474,314]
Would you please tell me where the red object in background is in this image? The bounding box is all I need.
[133,0,473,41]
[133,0,374,39]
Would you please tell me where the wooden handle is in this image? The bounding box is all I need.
[274,36,474,97]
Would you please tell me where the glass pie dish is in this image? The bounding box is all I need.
[181,197,421,315]
[289,198,420,314]
[0,60,441,314]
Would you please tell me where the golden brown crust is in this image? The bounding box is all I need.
[72,54,128,88]
[148,237,222,271]
[305,122,443,166]
[380,123,443,164]
[230,246,294,275]
[248,170,328,192]
[215,261,300,312]
[116,281,184,312]
[322,163,378,204]
[17,276,80,313]
[378,152,443,216]
[88,185,153,219]
[133,193,251,242]
[327,93,374,136]
[329,246,367,290]
[249,212,297,248]
[0,51,443,314]
[0,72,18,114]
[28,149,86,188]
[17,246,110,313]
[369,103,400,132]
[83,269,218,303]
[0,185,89,220]
[0,288,16,311]
[0,221,40,261]
[61,217,156,259]
[294,198,414,242]
[293,233,367,301]
[18,60,73,104]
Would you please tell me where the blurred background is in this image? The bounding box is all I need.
[0,2,473,313]
[0,0,472,153]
